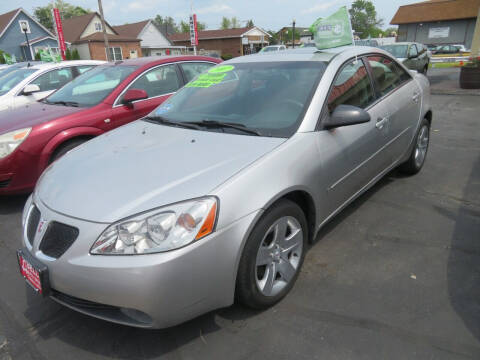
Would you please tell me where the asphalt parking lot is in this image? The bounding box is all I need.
[1,94,479,359]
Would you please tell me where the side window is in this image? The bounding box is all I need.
[76,65,95,75]
[409,45,418,57]
[180,62,215,82]
[29,68,73,92]
[126,64,180,100]
[327,59,374,112]
[366,56,408,98]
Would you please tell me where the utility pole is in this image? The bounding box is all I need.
[98,0,111,61]
[292,19,296,48]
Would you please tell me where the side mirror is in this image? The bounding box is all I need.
[121,88,148,107]
[22,84,41,95]
[324,105,371,130]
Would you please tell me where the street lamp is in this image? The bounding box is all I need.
[20,22,32,60]
[292,19,296,49]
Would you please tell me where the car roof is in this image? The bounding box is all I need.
[228,45,383,63]
[113,55,221,67]
[25,60,105,70]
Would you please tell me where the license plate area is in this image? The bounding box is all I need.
[17,248,50,296]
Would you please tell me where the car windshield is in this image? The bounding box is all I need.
[0,68,37,96]
[380,45,408,58]
[148,61,326,138]
[45,65,137,107]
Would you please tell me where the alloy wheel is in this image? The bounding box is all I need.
[414,124,429,168]
[255,216,303,297]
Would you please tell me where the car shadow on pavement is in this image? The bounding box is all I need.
[0,194,29,215]
[446,155,480,341]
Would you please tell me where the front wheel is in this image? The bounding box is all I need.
[399,117,430,175]
[236,199,307,309]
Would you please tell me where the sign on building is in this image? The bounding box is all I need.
[429,27,450,38]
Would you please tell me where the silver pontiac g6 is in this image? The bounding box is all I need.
[19,46,431,328]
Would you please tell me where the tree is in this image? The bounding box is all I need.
[180,19,206,33]
[383,27,398,37]
[72,48,80,60]
[153,15,179,34]
[34,0,89,32]
[267,30,278,45]
[246,19,254,28]
[348,0,383,39]
[221,17,231,30]
[230,17,240,28]
[65,48,72,60]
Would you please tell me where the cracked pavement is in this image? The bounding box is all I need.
[0,94,479,359]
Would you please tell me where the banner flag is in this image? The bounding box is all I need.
[311,6,354,49]
[52,8,66,60]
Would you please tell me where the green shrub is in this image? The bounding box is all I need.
[221,53,233,60]
[65,48,72,60]
[35,51,41,60]
[72,48,80,60]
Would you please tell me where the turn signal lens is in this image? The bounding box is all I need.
[196,202,217,239]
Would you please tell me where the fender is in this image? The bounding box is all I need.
[39,126,104,171]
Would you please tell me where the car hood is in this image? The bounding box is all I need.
[37,121,286,223]
[0,102,84,134]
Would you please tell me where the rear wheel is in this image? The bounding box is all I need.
[399,117,430,175]
[236,199,307,309]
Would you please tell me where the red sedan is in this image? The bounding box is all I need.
[0,56,221,195]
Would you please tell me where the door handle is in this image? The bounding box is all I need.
[412,92,420,103]
[376,117,389,130]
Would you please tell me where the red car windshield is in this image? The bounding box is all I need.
[45,65,137,107]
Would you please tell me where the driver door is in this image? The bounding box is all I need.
[109,64,183,129]
[318,58,392,215]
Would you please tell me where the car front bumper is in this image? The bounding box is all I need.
[22,195,260,328]
[0,149,41,195]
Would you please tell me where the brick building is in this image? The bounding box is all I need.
[62,12,141,61]
[169,26,269,57]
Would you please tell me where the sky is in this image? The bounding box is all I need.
[4,0,421,31]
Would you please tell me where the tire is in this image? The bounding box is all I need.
[236,199,307,309]
[50,139,87,163]
[399,117,430,175]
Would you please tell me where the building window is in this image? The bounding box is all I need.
[107,47,123,61]
[19,20,31,34]
[94,22,102,31]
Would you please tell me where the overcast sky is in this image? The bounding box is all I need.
[6,0,420,31]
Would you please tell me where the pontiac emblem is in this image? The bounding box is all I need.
[38,220,47,233]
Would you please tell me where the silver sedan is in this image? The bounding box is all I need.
[19,46,431,328]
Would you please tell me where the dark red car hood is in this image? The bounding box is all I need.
[0,102,85,134]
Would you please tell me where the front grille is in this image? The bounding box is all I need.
[26,206,41,246]
[0,179,11,188]
[39,221,79,258]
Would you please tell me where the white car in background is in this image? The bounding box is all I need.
[259,45,287,53]
[0,60,105,112]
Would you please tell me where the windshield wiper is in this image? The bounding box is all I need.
[144,115,201,130]
[184,120,262,136]
[43,99,79,107]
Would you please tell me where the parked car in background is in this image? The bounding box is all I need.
[0,60,104,112]
[0,56,221,195]
[380,42,430,74]
[18,46,431,328]
[0,62,43,77]
[354,39,379,47]
[259,45,287,53]
[433,44,464,55]
[452,44,470,53]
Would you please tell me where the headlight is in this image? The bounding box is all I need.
[0,128,31,159]
[90,197,218,255]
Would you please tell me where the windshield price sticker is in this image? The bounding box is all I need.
[186,65,235,88]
